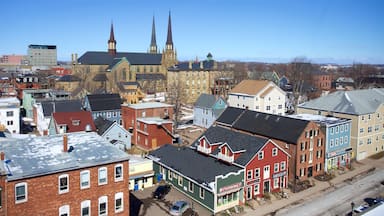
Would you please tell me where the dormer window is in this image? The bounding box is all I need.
[72,120,80,126]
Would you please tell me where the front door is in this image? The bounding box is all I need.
[263,180,270,193]
[308,166,313,177]
[264,165,270,179]
[152,138,157,149]
[246,186,252,200]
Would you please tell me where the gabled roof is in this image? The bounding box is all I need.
[148,144,242,185]
[77,51,162,65]
[232,110,309,144]
[41,99,83,117]
[298,88,384,115]
[94,116,115,135]
[194,93,225,109]
[52,111,96,133]
[195,125,270,166]
[230,80,270,96]
[0,132,130,181]
[168,60,215,71]
[86,93,122,111]
[216,107,246,126]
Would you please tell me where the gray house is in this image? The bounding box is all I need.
[94,117,131,150]
[193,93,227,128]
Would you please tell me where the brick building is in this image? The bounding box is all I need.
[0,132,130,216]
[136,117,174,150]
[121,102,173,147]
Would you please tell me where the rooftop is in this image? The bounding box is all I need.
[137,117,173,124]
[123,101,173,109]
[0,132,130,181]
[288,113,351,126]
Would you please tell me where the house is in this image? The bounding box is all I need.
[193,93,227,128]
[14,74,42,100]
[33,99,83,136]
[121,102,173,146]
[228,80,286,115]
[0,132,130,215]
[117,82,145,104]
[311,70,331,91]
[216,107,326,187]
[194,125,289,200]
[297,88,384,161]
[83,93,123,124]
[22,89,70,118]
[94,116,131,150]
[136,117,174,150]
[0,97,20,134]
[260,71,280,86]
[128,154,154,191]
[147,144,244,214]
[334,77,354,90]
[55,74,82,92]
[289,114,352,172]
[48,111,96,135]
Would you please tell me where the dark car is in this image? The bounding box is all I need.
[364,197,384,206]
[152,184,171,199]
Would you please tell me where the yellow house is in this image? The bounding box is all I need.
[128,155,154,191]
[297,88,384,161]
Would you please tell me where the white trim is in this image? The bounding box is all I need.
[81,200,91,216]
[80,170,90,189]
[59,174,69,194]
[115,192,124,213]
[15,182,28,204]
[59,204,70,216]
[114,164,123,182]
[98,167,108,185]
[98,196,108,216]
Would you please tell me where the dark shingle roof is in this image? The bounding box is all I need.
[196,126,269,166]
[94,116,114,135]
[41,99,83,117]
[136,73,165,80]
[232,110,309,144]
[216,107,246,126]
[77,51,162,65]
[148,144,242,184]
[86,93,122,111]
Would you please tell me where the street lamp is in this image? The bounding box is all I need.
[351,202,355,215]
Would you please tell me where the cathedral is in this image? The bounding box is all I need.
[71,12,177,102]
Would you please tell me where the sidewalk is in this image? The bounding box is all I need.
[242,156,384,216]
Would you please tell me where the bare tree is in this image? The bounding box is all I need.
[349,62,378,89]
[166,76,186,131]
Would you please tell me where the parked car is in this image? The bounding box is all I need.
[354,203,370,213]
[152,184,171,199]
[364,197,384,206]
[169,200,190,216]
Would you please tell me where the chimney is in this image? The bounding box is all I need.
[63,134,68,152]
[0,152,4,161]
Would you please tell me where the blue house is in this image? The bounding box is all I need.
[193,94,227,128]
[94,116,131,150]
[289,114,352,172]
[83,93,122,124]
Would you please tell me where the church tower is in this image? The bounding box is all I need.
[162,11,177,68]
[149,16,158,53]
[108,23,117,55]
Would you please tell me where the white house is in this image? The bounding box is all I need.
[0,97,20,133]
[228,80,286,115]
[94,117,132,150]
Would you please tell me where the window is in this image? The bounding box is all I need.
[274,163,279,172]
[272,148,278,156]
[15,182,27,203]
[99,196,108,216]
[281,161,286,171]
[254,168,260,178]
[317,138,322,147]
[199,188,205,199]
[367,138,372,145]
[278,104,282,109]
[340,137,343,145]
[274,178,279,189]
[344,136,348,144]
[115,192,124,213]
[178,176,183,186]
[0,187,2,208]
[247,170,253,180]
[98,167,107,185]
[59,174,69,193]
[335,126,339,133]
[330,127,334,135]
[59,205,70,216]
[188,181,194,192]
[335,139,339,146]
[254,184,260,195]
[360,128,364,133]
[115,164,123,182]
[368,127,372,133]
[340,125,344,132]
[300,154,306,163]
[345,124,349,131]
[258,151,264,160]
[80,170,90,189]
[6,111,13,117]
[330,139,334,147]
[81,200,91,216]
[7,120,13,126]
[300,142,305,151]
[266,106,271,111]
[255,106,259,110]
[168,170,172,180]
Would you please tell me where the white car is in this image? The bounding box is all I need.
[169,200,190,216]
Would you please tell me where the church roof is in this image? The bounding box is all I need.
[78,51,162,65]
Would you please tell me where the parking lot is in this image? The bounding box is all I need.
[131,183,212,216]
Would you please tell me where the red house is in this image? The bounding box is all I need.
[49,111,96,135]
[195,125,290,200]
[121,102,173,147]
[136,117,174,150]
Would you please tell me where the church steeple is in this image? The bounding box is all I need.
[108,22,116,55]
[165,11,173,50]
[149,16,158,54]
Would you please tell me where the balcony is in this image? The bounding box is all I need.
[197,145,211,154]
[218,153,234,163]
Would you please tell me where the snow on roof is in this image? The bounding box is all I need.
[0,132,130,181]
[128,154,152,165]
[122,102,173,109]
[137,117,173,124]
[288,113,350,125]
[0,97,20,107]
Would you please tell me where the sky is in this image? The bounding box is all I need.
[1,0,383,64]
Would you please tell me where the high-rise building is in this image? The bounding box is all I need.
[28,44,57,66]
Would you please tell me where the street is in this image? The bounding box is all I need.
[275,169,384,216]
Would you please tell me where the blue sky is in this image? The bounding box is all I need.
[1,0,383,64]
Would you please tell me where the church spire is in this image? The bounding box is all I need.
[108,22,116,55]
[149,16,158,53]
[166,11,173,50]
